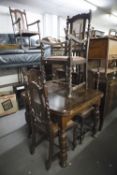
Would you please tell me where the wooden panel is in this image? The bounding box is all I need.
[103,79,117,116]
[0,44,20,49]
[88,38,108,59]
[88,71,117,117]
[108,39,117,59]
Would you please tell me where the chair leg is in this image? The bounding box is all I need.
[92,105,99,136]
[45,134,54,170]
[28,121,32,138]
[30,124,36,154]
[25,108,32,138]
[72,124,77,150]
[79,118,84,144]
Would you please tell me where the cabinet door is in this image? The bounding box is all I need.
[107,80,117,113]
[96,79,117,117]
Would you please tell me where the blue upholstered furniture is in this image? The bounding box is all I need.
[0,33,51,68]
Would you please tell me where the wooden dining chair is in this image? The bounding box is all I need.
[43,11,92,97]
[65,11,101,142]
[65,11,92,91]
[26,69,77,169]
[9,7,41,49]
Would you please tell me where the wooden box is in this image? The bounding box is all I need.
[0,92,18,117]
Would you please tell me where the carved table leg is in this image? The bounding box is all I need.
[59,118,68,168]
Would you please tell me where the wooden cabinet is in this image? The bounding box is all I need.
[89,37,108,60]
[88,37,117,117]
[89,37,117,60]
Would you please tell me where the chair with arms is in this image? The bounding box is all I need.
[44,11,91,97]
[65,11,92,93]
[66,11,102,143]
[9,7,40,49]
[66,11,100,139]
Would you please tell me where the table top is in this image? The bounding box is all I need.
[48,82,103,117]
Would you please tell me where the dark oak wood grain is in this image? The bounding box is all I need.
[47,82,103,167]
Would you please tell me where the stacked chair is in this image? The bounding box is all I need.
[44,11,92,96]
[65,11,98,143]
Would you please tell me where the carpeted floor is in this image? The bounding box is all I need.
[0,110,117,175]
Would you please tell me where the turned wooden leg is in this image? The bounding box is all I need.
[59,127,68,167]
[79,118,84,144]
[46,134,54,170]
[28,115,32,138]
[25,109,32,138]
[30,122,36,154]
[28,123,32,138]
[92,105,100,136]
[99,109,104,131]
[72,124,77,150]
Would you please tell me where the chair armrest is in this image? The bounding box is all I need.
[13,18,21,25]
[68,34,86,44]
[64,28,86,44]
[28,20,40,26]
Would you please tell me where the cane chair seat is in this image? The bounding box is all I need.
[43,11,92,97]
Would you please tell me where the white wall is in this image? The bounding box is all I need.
[43,14,58,38]
[0,6,13,33]
[0,68,18,92]
[58,17,66,40]
[92,9,117,35]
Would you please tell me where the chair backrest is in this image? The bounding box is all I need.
[27,69,41,85]
[9,7,28,34]
[64,11,92,94]
[27,69,51,132]
[65,11,92,57]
